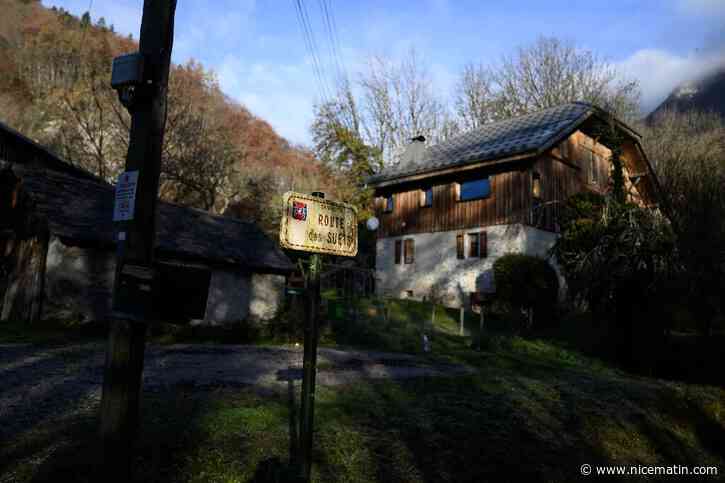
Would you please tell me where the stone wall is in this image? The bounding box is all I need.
[249,273,285,321]
[42,236,116,322]
[375,223,561,308]
[203,269,251,325]
[203,270,285,325]
[26,235,286,325]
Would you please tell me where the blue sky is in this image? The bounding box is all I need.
[44,0,725,145]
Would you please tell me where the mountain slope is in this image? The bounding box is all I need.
[0,0,333,223]
[647,66,725,122]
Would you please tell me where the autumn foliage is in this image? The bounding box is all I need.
[0,0,338,235]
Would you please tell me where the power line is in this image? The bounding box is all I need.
[294,0,327,103]
[293,0,332,105]
[318,0,345,86]
[302,0,334,102]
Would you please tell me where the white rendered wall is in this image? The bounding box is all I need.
[375,224,561,308]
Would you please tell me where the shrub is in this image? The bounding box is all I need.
[493,253,559,329]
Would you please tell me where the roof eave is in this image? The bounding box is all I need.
[368,150,539,188]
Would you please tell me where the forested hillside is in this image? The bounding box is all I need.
[0,0,340,235]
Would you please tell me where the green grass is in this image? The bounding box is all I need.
[3,298,725,481]
[0,318,106,345]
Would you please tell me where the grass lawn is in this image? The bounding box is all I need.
[2,298,725,481]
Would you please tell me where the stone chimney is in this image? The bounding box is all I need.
[397,135,426,169]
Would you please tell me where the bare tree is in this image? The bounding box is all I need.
[638,109,725,336]
[456,36,642,126]
[313,48,452,167]
[160,63,244,212]
[454,63,496,130]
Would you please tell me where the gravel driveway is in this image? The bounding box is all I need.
[0,342,472,444]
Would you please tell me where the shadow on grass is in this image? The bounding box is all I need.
[5,360,725,482]
[4,298,725,482]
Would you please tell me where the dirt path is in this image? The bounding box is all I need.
[0,342,472,443]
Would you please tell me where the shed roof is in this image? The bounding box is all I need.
[0,121,102,182]
[368,102,639,185]
[9,164,294,274]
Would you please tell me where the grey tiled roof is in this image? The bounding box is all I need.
[368,102,595,184]
[8,164,295,273]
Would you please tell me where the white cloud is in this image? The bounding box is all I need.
[618,48,725,114]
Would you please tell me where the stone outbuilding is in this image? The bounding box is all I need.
[0,121,294,325]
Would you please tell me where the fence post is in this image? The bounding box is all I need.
[459,307,465,336]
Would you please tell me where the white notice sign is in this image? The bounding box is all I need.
[113,170,139,222]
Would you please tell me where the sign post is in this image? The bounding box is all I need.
[279,191,357,482]
[298,249,320,482]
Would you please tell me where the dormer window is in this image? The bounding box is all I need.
[458,178,491,201]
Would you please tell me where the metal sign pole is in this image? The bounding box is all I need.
[298,192,324,482]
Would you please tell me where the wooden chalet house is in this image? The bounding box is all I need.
[367,102,659,308]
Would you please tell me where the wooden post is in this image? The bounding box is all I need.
[478,305,485,351]
[459,307,464,336]
[100,1,176,479]
[298,193,324,482]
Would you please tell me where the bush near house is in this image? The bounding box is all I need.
[492,253,559,330]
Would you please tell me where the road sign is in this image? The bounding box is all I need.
[279,191,358,257]
[113,170,139,222]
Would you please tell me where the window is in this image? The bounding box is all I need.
[532,171,542,200]
[468,233,479,258]
[394,240,402,264]
[404,239,415,264]
[384,195,394,213]
[420,187,432,207]
[456,234,464,259]
[467,232,487,258]
[589,151,599,185]
[459,178,491,201]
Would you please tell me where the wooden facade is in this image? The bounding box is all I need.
[374,130,656,237]
[375,164,531,238]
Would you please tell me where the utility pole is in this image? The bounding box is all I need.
[100,1,176,479]
[297,192,324,482]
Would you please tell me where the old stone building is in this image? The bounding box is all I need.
[367,102,660,308]
[0,121,294,324]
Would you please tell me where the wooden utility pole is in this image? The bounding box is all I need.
[100,0,177,479]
